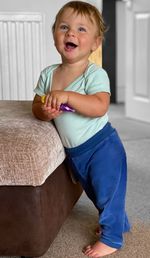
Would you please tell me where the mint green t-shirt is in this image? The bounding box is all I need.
[34,63,110,148]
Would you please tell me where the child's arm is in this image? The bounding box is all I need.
[32,94,62,121]
[44,90,110,117]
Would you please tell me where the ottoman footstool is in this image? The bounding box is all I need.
[0,101,82,257]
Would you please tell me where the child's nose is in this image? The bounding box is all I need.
[66,28,76,37]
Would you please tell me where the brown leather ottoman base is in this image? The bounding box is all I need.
[0,162,82,257]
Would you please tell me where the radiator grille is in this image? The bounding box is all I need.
[0,13,45,100]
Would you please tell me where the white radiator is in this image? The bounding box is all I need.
[0,13,45,100]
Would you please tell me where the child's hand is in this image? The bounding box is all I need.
[44,91,69,111]
[42,105,62,119]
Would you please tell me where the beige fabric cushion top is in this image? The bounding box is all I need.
[0,101,65,186]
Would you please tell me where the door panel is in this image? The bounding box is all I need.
[125,0,150,122]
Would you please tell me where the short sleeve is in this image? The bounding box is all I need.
[34,71,47,96]
[84,65,110,95]
[33,65,57,96]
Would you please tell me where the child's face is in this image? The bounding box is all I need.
[53,8,100,64]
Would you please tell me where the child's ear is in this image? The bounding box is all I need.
[91,36,102,52]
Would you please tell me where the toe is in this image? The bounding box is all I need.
[84,247,93,256]
[82,245,91,254]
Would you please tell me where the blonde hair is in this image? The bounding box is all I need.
[52,1,107,40]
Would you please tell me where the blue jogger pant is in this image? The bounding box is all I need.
[65,122,130,249]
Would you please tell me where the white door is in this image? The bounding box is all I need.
[125,0,150,123]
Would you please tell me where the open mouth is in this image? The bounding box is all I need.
[65,42,78,50]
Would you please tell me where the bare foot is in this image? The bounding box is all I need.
[83,241,117,257]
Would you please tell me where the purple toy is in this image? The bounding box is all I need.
[60,103,75,112]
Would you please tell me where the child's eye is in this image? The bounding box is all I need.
[60,24,68,31]
[78,27,86,32]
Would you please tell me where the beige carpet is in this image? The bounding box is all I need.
[40,192,150,258]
